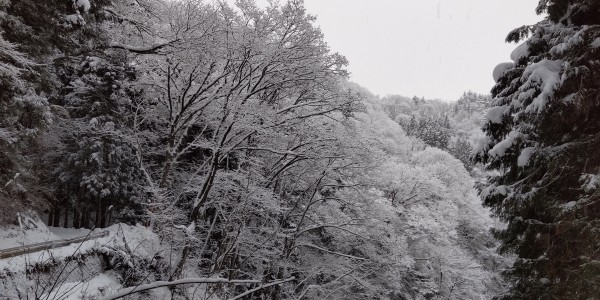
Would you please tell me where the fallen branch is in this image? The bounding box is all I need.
[99,278,261,300]
[228,277,296,300]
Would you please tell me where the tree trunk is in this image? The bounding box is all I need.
[271,267,284,300]
[100,202,108,228]
[171,242,191,280]
[85,209,90,229]
[95,197,101,228]
[47,210,53,226]
[159,158,173,188]
[159,136,175,188]
[53,208,61,227]
[82,208,90,229]
[189,154,220,223]
[107,206,112,226]
[63,202,69,228]
[73,209,80,229]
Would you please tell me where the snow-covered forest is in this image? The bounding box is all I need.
[0,0,598,299]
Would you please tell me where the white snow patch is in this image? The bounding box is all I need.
[42,272,120,300]
[64,14,85,25]
[89,117,98,127]
[473,135,492,155]
[0,223,157,273]
[488,131,525,158]
[591,37,600,48]
[86,56,103,70]
[0,231,104,273]
[493,62,514,82]
[486,105,508,124]
[186,221,196,235]
[580,173,600,192]
[0,217,89,251]
[510,42,529,62]
[561,201,577,211]
[496,185,508,196]
[521,60,563,114]
[539,278,551,285]
[517,147,535,167]
[75,0,92,12]
[562,92,577,103]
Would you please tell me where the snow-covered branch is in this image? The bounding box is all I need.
[232,147,304,157]
[293,244,367,261]
[99,278,261,300]
[293,221,364,238]
[109,40,178,54]
[227,277,296,300]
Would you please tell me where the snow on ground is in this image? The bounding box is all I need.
[0,230,104,273]
[0,216,90,250]
[0,222,161,299]
[0,215,88,250]
[42,272,122,300]
[50,226,93,240]
[0,222,156,272]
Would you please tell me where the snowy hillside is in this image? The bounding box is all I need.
[0,90,509,299]
[9,0,599,299]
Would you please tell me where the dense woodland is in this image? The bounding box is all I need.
[0,0,598,299]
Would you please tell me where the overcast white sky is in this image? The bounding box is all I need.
[251,0,542,101]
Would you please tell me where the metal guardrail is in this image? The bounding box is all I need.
[0,231,109,260]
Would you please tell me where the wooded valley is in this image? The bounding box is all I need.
[1,0,599,299]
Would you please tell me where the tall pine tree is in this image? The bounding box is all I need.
[476,0,600,298]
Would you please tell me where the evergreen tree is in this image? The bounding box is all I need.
[453,91,491,115]
[406,114,418,136]
[412,115,451,149]
[47,49,145,228]
[0,0,127,224]
[449,137,473,171]
[476,0,600,298]
[0,0,96,222]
